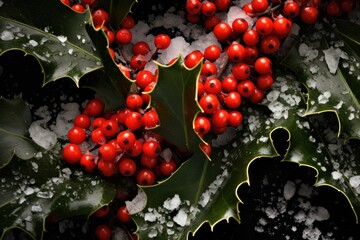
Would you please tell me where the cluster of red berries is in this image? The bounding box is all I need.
[62,97,179,185]
[325,0,357,17]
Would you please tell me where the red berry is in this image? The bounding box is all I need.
[273,17,292,38]
[199,94,220,114]
[61,0,71,6]
[116,130,136,150]
[204,78,222,94]
[243,30,260,46]
[213,22,232,41]
[136,169,156,185]
[222,76,238,93]
[214,0,231,11]
[143,109,159,129]
[126,139,143,157]
[116,108,132,125]
[244,45,259,64]
[125,111,143,130]
[101,119,119,138]
[142,82,155,104]
[237,80,255,98]
[249,87,264,104]
[201,1,217,16]
[228,110,243,127]
[225,91,242,109]
[62,144,82,164]
[254,57,272,75]
[186,0,202,15]
[256,74,273,90]
[117,205,131,223]
[204,15,221,30]
[116,29,132,45]
[120,15,135,29]
[68,126,87,144]
[82,0,96,6]
[159,160,177,177]
[80,153,97,172]
[133,41,150,55]
[92,117,106,130]
[340,0,356,13]
[142,140,161,158]
[102,26,115,44]
[91,128,107,145]
[97,159,116,177]
[227,43,246,62]
[232,63,251,81]
[326,0,342,17]
[242,3,254,17]
[201,61,218,77]
[184,50,203,68]
[255,17,273,36]
[232,18,248,34]
[154,34,171,50]
[283,1,300,18]
[136,70,155,89]
[126,94,144,110]
[251,0,269,13]
[194,116,211,135]
[84,98,104,117]
[200,142,211,156]
[130,54,147,70]
[300,6,318,25]
[140,154,158,169]
[260,35,281,54]
[211,109,229,128]
[71,4,85,13]
[99,143,117,162]
[118,157,137,176]
[92,9,109,26]
[204,45,221,62]
[95,224,112,240]
[187,14,201,23]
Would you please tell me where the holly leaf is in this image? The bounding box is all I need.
[0,97,39,169]
[0,0,101,86]
[150,57,203,152]
[262,69,360,221]
[0,150,116,240]
[282,19,360,139]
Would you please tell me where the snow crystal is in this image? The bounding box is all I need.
[125,188,147,214]
[173,208,188,227]
[31,204,43,213]
[0,1,3,7]
[163,194,181,211]
[57,35,67,43]
[298,43,318,62]
[306,79,317,89]
[24,187,34,195]
[51,103,80,139]
[265,207,278,219]
[317,91,331,104]
[157,36,190,64]
[29,120,57,149]
[349,175,360,189]
[148,229,158,238]
[28,40,38,47]
[323,47,343,74]
[334,101,343,109]
[283,181,296,200]
[1,30,14,41]
[302,227,322,240]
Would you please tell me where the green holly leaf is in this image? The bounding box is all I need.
[0,150,116,240]
[150,57,203,152]
[282,19,360,139]
[0,0,101,86]
[0,97,39,169]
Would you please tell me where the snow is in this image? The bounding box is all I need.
[29,120,57,149]
[163,194,181,211]
[283,181,296,200]
[298,43,318,62]
[125,188,147,214]
[173,208,188,227]
[323,47,343,74]
[57,35,67,43]
[0,30,14,41]
[317,91,331,104]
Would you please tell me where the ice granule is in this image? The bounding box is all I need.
[323,47,343,74]
[29,40,38,47]
[283,181,296,200]
[0,30,14,41]
[302,227,322,240]
[29,120,57,149]
[57,35,67,43]
[173,208,188,227]
[349,175,360,188]
[317,91,331,104]
[163,194,181,211]
[298,43,318,62]
[125,189,147,214]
